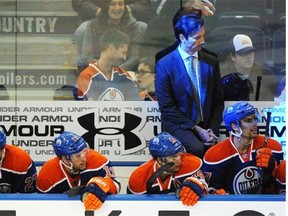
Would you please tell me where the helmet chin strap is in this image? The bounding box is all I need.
[231,127,242,138]
[60,159,79,175]
[231,128,252,146]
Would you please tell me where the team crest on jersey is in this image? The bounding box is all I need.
[233,166,261,194]
[98,88,125,101]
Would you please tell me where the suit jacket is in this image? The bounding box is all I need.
[155,47,224,134]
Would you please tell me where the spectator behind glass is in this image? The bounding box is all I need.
[220,34,276,101]
[74,29,140,101]
[0,85,9,100]
[74,0,147,73]
[136,57,156,101]
[0,127,37,193]
[71,0,154,24]
[155,9,224,158]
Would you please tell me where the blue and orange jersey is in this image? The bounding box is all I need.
[275,160,286,194]
[37,149,120,194]
[202,135,283,194]
[75,63,140,101]
[0,145,37,193]
[127,153,203,194]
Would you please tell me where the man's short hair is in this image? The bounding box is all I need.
[99,28,130,51]
[173,10,204,42]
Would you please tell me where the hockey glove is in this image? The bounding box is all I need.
[256,148,277,174]
[208,187,227,195]
[81,177,110,211]
[176,177,208,206]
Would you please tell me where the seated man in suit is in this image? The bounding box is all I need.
[155,9,224,158]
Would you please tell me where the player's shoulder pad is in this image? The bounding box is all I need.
[37,158,68,193]
[128,159,155,193]
[203,139,234,163]
[275,160,286,183]
[129,159,154,180]
[253,136,283,151]
[38,157,61,176]
[4,145,34,172]
[179,153,202,172]
[86,150,109,168]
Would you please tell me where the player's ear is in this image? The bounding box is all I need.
[231,123,240,132]
[61,155,70,164]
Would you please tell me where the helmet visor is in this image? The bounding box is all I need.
[70,147,90,161]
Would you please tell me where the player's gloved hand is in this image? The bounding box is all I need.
[256,148,277,173]
[208,187,227,195]
[176,177,208,206]
[81,177,110,211]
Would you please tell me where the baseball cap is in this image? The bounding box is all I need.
[232,34,256,54]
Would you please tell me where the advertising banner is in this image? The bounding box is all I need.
[0,15,78,34]
[0,101,286,164]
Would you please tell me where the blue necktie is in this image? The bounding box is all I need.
[187,56,201,123]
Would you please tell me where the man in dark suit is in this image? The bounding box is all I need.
[155,10,224,158]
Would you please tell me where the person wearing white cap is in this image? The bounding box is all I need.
[220,34,276,101]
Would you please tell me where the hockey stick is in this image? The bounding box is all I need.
[146,162,175,194]
[66,185,86,197]
[255,76,262,101]
[257,111,272,194]
[263,111,272,147]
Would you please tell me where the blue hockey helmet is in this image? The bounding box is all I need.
[149,132,184,158]
[223,102,260,131]
[0,127,6,149]
[53,131,88,158]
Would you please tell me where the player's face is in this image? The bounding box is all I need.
[108,0,125,22]
[232,51,255,72]
[240,114,259,138]
[136,63,154,90]
[69,148,89,172]
[165,152,182,173]
[112,44,128,66]
[180,26,206,55]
